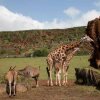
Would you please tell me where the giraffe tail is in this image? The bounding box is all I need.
[46,67,50,78]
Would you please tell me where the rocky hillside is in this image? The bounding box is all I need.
[0,26,86,57]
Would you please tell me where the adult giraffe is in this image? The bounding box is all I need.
[46,35,93,86]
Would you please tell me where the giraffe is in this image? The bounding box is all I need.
[54,47,80,86]
[62,47,80,86]
[46,35,93,86]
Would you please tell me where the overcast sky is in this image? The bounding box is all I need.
[0,0,100,31]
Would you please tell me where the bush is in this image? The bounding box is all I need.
[77,51,89,56]
[0,50,6,55]
[33,48,48,57]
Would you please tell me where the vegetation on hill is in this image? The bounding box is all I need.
[0,26,86,57]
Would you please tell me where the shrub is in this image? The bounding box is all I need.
[77,51,89,56]
[0,50,6,55]
[33,48,48,57]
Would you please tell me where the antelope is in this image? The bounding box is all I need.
[5,66,18,97]
[18,65,40,87]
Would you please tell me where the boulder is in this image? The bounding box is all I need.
[16,84,28,93]
[75,67,100,88]
[0,84,6,94]
[0,83,27,95]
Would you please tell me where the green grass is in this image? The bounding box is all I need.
[0,55,90,80]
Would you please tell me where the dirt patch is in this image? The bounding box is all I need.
[0,80,100,100]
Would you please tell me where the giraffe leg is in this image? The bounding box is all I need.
[46,67,50,86]
[47,70,53,86]
[62,67,66,86]
[55,72,58,86]
[46,58,53,86]
[56,71,60,86]
[49,70,53,86]
[58,69,61,86]
[65,66,69,85]
[47,80,50,86]
[65,72,68,85]
[63,65,69,86]
[62,62,69,86]
[62,72,66,85]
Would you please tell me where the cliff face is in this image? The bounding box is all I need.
[86,18,100,69]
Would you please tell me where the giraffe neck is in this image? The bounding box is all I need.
[63,40,81,53]
[66,48,79,61]
[48,39,81,62]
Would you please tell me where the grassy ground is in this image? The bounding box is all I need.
[0,56,100,100]
[0,55,90,80]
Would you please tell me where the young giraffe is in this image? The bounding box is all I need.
[46,35,93,86]
[62,47,80,86]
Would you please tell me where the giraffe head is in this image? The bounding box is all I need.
[81,35,94,42]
